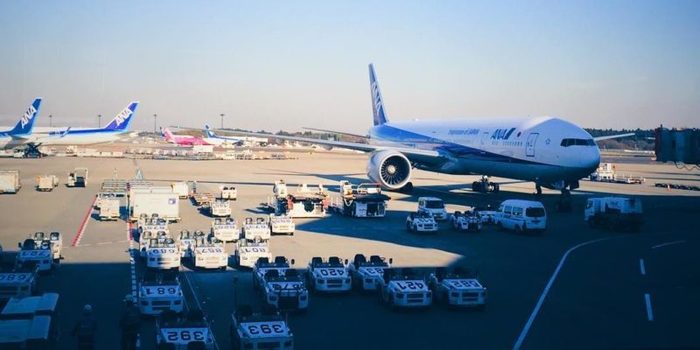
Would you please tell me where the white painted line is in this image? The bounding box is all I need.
[127,222,137,298]
[513,237,616,350]
[644,293,654,321]
[639,259,646,276]
[651,240,686,249]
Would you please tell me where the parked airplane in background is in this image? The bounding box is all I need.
[0,98,42,150]
[202,125,269,146]
[199,64,632,196]
[32,101,139,146]
[162,127,210,146]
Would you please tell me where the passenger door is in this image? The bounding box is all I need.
[526,133,539,157]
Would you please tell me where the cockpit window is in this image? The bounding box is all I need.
[560,138,595,147]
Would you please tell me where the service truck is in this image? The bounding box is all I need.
[156,310,215,349]
[99,198,121,221]
[428,267,486,309]
[268,214,295,236]
[406,210,439,233]
[496,199,547,233]
[585,197,643,231]
[230,305,294,350]
[192,236,228,270]
[210,199,231,217]
[267,180,329,218]
[234,241,272,269]
[378,268,432,309]
[347,254,392,291]
[138,270,184,315]
[219,185,237,200]
[242,217,271,242]
[0,170,21,194]
[211,218,239,242]
[129,187,180,222]
[36,175,59,192]
[66,167,88,187]
[306,257,352,293]
[417,197,448,220]
[332,181,390,218]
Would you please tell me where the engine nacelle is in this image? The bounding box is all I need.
[366,150,412,190]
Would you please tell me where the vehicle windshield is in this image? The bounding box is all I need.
[525,207,546,218]
[425,200,444,209]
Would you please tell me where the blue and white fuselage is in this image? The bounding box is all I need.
[0,98,42,150]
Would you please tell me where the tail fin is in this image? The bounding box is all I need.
[161,127,174,142]
[369,64,388,126]
[204,124,216,138]
[8,98,42,135]
[103,101,138,132]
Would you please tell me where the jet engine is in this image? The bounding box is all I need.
[366,150,412,191]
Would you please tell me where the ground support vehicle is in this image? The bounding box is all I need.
[260,268,309,312]
[171,182,189,199]
[139,230,158,258]
[67,167,89,187]
[129,187,180,222]
[211,218,239,242]
[95,192,118,209]
[242,217,271,242]
[210,199,231,217]
[230,305,294,350]
[15,239,54,272]
[36,175,59,192]
[146,234,181,270]
[178,230,203,259]
[417,197,448,220]
[0,315,56,348]
[268,214,295,236]
[451,211,483,232]
[333,181,390,218]
[475,206,498,224]
[191,192,215,207]
[1,293,59,319]
[428,267,486,309]
[589,163,616,182]
[220,185,237,200]
[306,257,351,293]
[496,200,547,233]
[267,180,329,218]
[0,170,21,194]
[192,236,228,270]
[378,268,432,309]
[137,215,169,236]
[347,254,392,291]
[406,211,438,233]
[585,197,643,231]
[138,270,184,315]
[234,241,272,269]
[253,257,294,291]
[155,309,215,349]
[0,269,37,301]
[99,198,121,220]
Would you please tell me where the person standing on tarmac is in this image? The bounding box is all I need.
[72,304,97,350]
[120,294,141,350]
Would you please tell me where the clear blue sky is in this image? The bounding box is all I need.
[1,0,698,132]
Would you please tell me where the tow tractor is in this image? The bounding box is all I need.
[268,214,295,236]
[242,217,271,242]
[406,210,439,233]
[15,239,54,273]
[192,235,228,270]
[331,181,390,218]
[267,180,329,218]
[253,257,295,291]
[178,230,202,259]
[428,267,486,309]
[306,257,352,293]
[219,185,237,201]
[0,267,37,301]
[474,205,498,224]
[156,309,215,349]
[27,232,62,261]
[146,232,181,270]
[230,305,294,350]
[138,215,169,236]
[378,268,432,309]
[585,197,643,231]
[211,217,239,242]
[138,270,184,315]
[210,199,232,217]
[451,210,483,232]
[66,167,89,187]
[234,241,272,269]
[347,254,392,291]
[139,230,157,258]
[36,175,59,192]
[260,267,309,312]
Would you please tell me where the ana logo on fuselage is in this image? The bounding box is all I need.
[20,106,37,128]
[491,128,516,140]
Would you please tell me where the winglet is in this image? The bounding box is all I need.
[103,101,138,132]
[8,97,42,136]
[369,64,388,126]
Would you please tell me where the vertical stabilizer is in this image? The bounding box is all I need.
[369,64,388,126]
[7,98,42,136]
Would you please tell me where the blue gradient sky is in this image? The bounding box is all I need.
[1,1,698,132]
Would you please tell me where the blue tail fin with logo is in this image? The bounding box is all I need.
[204,124,216,138]
[369,64,388,126]
[103,101,138,132]
[7,98,42,136]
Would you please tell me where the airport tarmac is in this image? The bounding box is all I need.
[1,152,699,349]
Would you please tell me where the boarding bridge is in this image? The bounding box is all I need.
[655,127,700,166]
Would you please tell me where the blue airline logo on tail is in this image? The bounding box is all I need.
[20,106,37,128]
[104,102,138,131]
[369,64,387,126]
[7,98,42,136]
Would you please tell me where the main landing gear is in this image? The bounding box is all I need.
[472,176,499,193]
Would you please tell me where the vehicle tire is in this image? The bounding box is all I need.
[492,183,500,193]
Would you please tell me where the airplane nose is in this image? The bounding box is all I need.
[584,148,601,173]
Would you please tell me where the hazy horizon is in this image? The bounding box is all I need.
[1,1,698,133]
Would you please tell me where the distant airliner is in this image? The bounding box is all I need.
[0,98,42,150]
[202,125,269,146]
[162,127,210,146]
[189,64,632,195]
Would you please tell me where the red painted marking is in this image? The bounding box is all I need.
[127,222,133,241]
[71,196,97,247]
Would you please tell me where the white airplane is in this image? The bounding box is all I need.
[0,98,42,150]
[197,64,633,195]
[31,101,139,145]
[202,124,269,146]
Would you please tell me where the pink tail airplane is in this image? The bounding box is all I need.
[161,127,210,146]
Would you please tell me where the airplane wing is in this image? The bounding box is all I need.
[301,127,368,139]
[594,133,635,141]
[171,125,441,162]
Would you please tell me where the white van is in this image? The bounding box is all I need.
[496,200,547,233]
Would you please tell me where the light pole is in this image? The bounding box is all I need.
[98,114,102,128]
[220,113,225,129]
[49,114,52,127]
[153,113,157,134]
